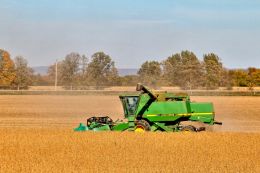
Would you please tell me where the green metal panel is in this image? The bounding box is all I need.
[136,94,189,116]
[74,123,88,131]
[150,124,159,131]
[185,101,192,112]
[189,102,214,124]
[74,123,111,131]
[93,125,111,131]
[189,114,214,123]
[190,102,214,113]
[112,123,129,131]
[143,101,188,115]
[144,115,182,122]
[154,122,174,132]
[135,94,150,115]
[128,116,135,121]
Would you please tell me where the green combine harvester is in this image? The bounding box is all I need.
[75,84,222,132]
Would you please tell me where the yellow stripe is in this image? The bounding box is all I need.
[177,112,213,116]
[146,114,157,117]
[191,112,214,115]
[146,112,213,117]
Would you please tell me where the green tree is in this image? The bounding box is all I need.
[86,52,119,87]
[138,61,162,87]
[162,51,203,89]
[203,53,224,89]
[162,53,182,86]
[14,56,34,90]
[0,49,16,88]
[179,51,203,89]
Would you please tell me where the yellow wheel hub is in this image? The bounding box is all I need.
[183,130,191,133]
[135,126,145,132]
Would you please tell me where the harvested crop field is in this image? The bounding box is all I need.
[0,95,259,132]
[0,95,260,172]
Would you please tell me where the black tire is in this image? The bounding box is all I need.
[135,120,151,131]
[181,125,196,132]
[87,117,95,126]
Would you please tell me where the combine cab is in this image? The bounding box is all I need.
[75,84,222,132]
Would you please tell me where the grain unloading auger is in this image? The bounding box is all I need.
[74,84,222,132]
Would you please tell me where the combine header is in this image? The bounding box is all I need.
[75,84,222,132]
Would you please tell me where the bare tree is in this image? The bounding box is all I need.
[138,61,162,87]
[14,56,34,90]
[60,52,81,89]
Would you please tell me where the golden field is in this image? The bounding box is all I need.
[0,95,260,172]
[0,130,259,173]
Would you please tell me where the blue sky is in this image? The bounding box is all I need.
[0,0,260,68]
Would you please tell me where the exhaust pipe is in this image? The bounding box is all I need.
[214,121,223,125]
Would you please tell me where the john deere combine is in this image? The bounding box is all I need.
[75,84,222,132]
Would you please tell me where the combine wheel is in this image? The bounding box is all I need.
[135,120,150,132]
[181,125,196,132]
[87,117,95,126]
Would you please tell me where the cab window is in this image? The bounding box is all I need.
[125,97,138,115]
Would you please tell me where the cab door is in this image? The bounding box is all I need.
[119,96,139,118]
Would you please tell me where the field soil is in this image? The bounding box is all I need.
[0,95,259,132]
[0,95,259,172]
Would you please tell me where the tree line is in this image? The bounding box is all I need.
[0,49,259,90]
